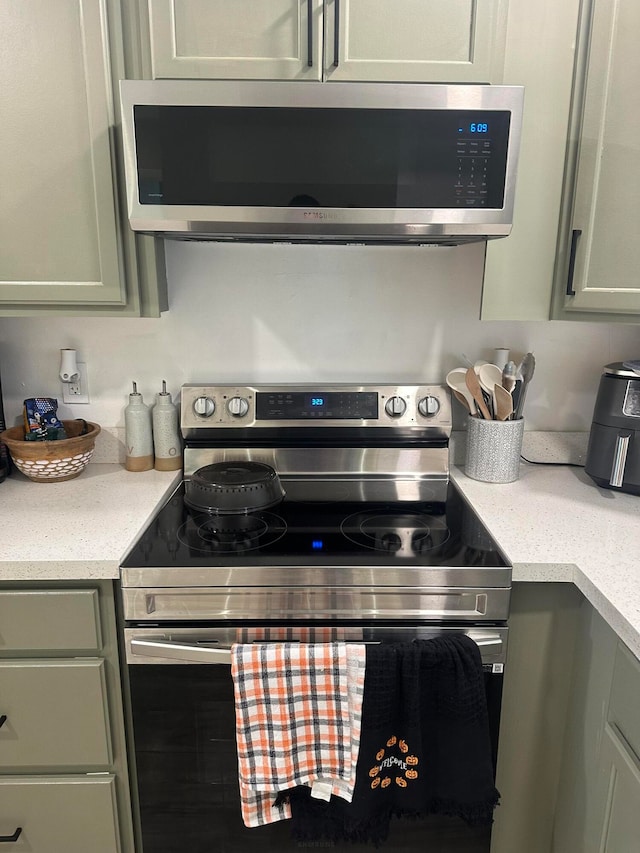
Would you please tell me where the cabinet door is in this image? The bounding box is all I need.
[0,589,101,652]
[557,0,640,317]
[147,0,323,79]
[0,0,124,307]
[0,0,167,317]
[481,0,582,320]
[0,775,121,853]
[592,723,640,852]
[145,0,507,83]
[325,0,508,82]
[0,660,112,769]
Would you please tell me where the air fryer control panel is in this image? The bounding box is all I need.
[623,384,640,418]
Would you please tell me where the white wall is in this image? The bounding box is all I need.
[1,241,639,431]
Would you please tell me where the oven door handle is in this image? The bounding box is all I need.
[131,639,233,664]
[130,634,504,665]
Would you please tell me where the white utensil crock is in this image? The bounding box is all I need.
[465,415,524,483]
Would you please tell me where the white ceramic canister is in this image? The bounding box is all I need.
[152,381,182,471]
[493,348,511,371]
[124,382,154,472]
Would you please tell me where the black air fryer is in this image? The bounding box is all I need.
[585,362,640,495]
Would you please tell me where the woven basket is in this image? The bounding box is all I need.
[0,420,101,482]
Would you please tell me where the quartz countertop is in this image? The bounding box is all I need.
[0,465,180,580]
[452,463,640,659]
[1,460,640,659]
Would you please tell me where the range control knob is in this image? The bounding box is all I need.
[227,396,250,418]
[193,396,216,418]
[418,395,440,417]
[385,396,407,418]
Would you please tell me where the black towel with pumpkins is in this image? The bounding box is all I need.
[278,634,500,845]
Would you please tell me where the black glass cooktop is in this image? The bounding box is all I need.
[121,481,508,570]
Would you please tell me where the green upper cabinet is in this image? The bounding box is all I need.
[0,0,167,316]
[144,0,509,83]
[552,0,640,320]
[480,0,582,320]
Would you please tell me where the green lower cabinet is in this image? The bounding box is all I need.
[492,585,640,853]
[0,660,111,769]
[0,582,135,853]
[552,603,640,852]
[0,775,121,853]
[593,724,640,853]
[590,644,640,853]
[0,589,102,652]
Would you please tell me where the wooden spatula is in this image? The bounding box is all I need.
[465,368,492,419]
[494,383,513,421]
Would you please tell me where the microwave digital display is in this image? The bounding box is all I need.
[133,105,511,211]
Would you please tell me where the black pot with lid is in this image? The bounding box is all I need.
[585,361,640,495]
[185,461,285,514]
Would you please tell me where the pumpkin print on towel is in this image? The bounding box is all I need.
[368,734,420,789]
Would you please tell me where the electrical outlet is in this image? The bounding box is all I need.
[62,362,90,404]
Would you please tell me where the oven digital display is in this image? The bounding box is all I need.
[256,391,378,420]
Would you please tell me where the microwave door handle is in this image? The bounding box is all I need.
[610,431,631,488]
[131,638,232,664]
[333,0,340,66]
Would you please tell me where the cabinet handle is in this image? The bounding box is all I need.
[566,228,582,296]
[0,715,6,728]
[0,828,22,843]
[307,0,313,66]
[333,0,340,67]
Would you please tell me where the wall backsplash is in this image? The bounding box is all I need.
[1,241,638,432]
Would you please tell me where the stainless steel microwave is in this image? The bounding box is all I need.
[120,80,524,245]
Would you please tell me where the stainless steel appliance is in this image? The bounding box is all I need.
[586,362,640,495]
[120,81,524,245]
[120,382,511,853]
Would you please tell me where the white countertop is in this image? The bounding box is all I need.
[0,465,180,579]
[1,460,640,659]
[452,463,640,659]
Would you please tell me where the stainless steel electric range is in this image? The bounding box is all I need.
[120,383,511,853]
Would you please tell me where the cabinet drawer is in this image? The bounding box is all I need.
[0,660,111,769]
[0,775,120,853]
[0,589,101,651]
[609,642,640,760]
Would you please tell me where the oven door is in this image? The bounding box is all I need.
[123,626,506,853]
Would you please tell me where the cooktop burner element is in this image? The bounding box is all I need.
[122,480,506,570]
[178,510,287,554]
[341,510,450,554]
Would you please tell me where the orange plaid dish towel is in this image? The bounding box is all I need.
[231,642,366,827]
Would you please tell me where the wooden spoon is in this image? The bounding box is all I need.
[451,388,473,415]
[494,383,513,421]
[465,367,492,420]
[446,368,477,413]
